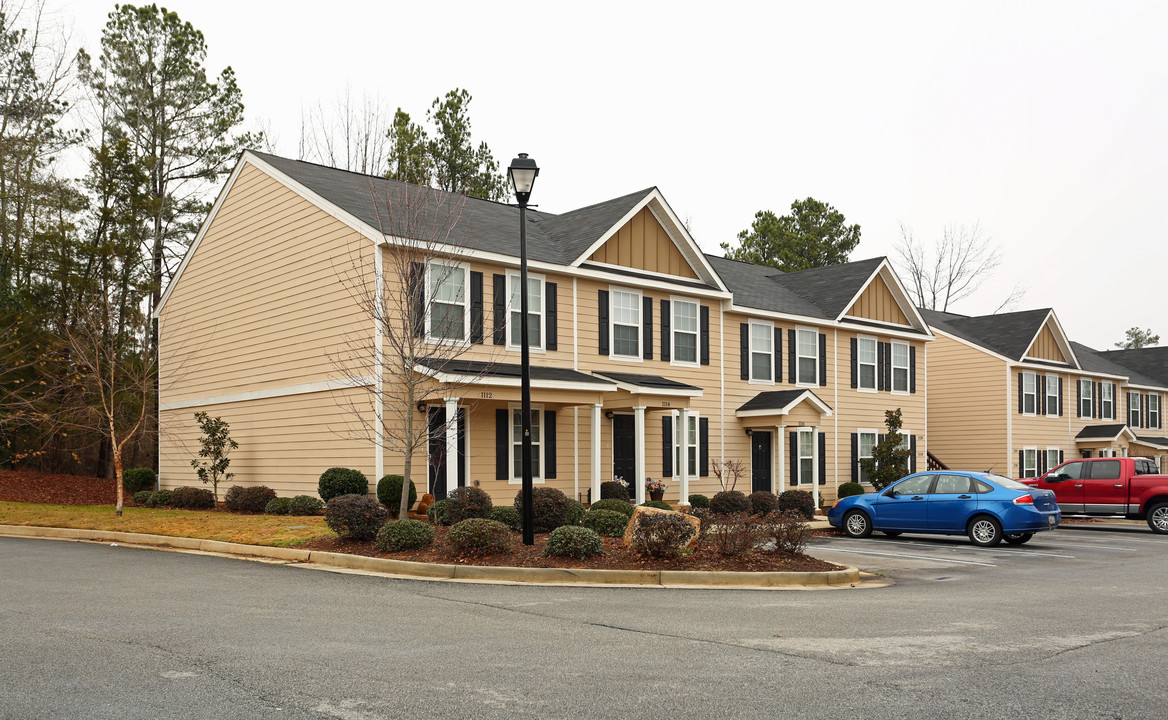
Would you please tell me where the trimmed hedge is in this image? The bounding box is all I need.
[122,468,156,495]
[688,493,710,509]
[581,508,630,537]
[318,467,368,503]
[710,490,751,515]
[375,519,435,552]
[427,499,452,525]
[224,485,277,514]
[589,498,635,518]
[599,481,630,502]
[448,518,511,555]
[146,490,172,507]
[544,526,603,559]
[488,506,521,531]
[265,497,292,515]
[444,486,493,523]
[287,495,324,516]
[749,490,779,516]
[132,490,152,506]
[376,474,417,515]
[512,486,572,533]
[324,494,388,540]
[837,482,865,499]
[170,486,215,510]
[565,499,586,526]
[778,489,815,520]
[641,500,673,511]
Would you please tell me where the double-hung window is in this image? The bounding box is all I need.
[891,342,909,393]
[1045,375,1059,416]
[1022,448,1038,478]
[427,261,468,341]
[610,289,641,358]
[749,321,773,382]
[796,328,818,385]
[1021,372,1037,414]
[857,337,877,391]
[507,273,543,350]
[857,431,876,483]
[1079,379,1093,417]
[672,412,699,477]
[1101,382,1114,420]
[1149,395,1160,429]
[798,429,815,484]
[1129,392,1142,427]
[672,299,699,365]
[510,405,542,481]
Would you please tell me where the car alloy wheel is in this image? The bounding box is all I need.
[843,510,872,538]
[1148,503,1168,535]
[967,516,1002,547]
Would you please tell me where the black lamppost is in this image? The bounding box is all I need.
[508,153,539,546]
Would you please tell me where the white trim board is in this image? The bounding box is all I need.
[160,375,377,411]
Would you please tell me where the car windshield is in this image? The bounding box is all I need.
[982,473,1031,491]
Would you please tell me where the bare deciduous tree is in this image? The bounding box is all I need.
[895,221,1026,312]
[298,86,393,175]
[712,459,747,492]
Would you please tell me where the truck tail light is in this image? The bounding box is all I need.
[1013,494,1035,505]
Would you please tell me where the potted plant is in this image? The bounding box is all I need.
[645,477,669,502]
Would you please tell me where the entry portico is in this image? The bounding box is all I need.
[736,389,833,507]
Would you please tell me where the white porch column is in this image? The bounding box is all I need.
[811,425,820,510]
[776,425,786,492]
[591,403,602,504]
[445,397,459,496]
[634,405,647,505]
[678,408,690,505]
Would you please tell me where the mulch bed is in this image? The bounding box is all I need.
[299,526,842,573]
[0,468,120,505]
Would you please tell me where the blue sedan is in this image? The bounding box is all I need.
[828,471,1061,547]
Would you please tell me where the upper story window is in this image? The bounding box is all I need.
[1045,375,1059,416]
[507,272,543,350]
[1129,392,1142,427]
[672,299,699,365]
[796,327,818,385]
[610,289,641,358]
[1101,382,1115,420]
[1021,372,1037,415]
[749,320,773,383]
[1079,379,1093,417]
[857,337,877,391]
[1149,394,1160,429]
[427,261,468,342]
[891,342,909,393]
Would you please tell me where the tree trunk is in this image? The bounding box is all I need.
[399,400,414,521]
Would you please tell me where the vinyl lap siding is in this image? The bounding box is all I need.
[926,333,1006,472]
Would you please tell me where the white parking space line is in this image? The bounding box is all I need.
[1030,541,1138,552]
[811,545,997,567]
[890,539,1076,559]
[1056,533,1167,546]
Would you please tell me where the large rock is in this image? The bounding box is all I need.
[622,506,702,552]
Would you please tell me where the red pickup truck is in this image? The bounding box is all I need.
[1023,457,1168,534]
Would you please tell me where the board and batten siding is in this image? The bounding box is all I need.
[1024,325,1068,363]
[925,332,1007,473]
[587,207,697,279]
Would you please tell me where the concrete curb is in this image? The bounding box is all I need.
[0,524,862,589]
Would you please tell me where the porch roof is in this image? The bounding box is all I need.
[1075,424,1136,442]
[591,371,702,397]
[735,389,833,418]
[415,359,618,391]
[1134,435,1168,451]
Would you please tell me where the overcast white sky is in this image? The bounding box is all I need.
[59,0,1168,349]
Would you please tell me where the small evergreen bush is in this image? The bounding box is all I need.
[324,494,388,540]
[749,490,779,516]
[375,519,435,552]
[565,499,586,526]
[641,500,673,511]
[599,480,630,501]
[629,512,696,558]
[581,508,629,537]
[265,497,292,515]
[444,486,493,523]
[688,493,710,509]
[544,526,603,559]
[488,505,521,530]
[170,486,215,510]
[427,499,452,525]
[317,467,368,502]
[837,482,865,499]
[287,495,324,516]
[710,490,751,515]
[512,486,572,533]
[589,498,635,518]
[376,474,417,515]
[448,518,511,555]
[224,485,277,514]
[132,490,152,506]
[122,468,156,495]
[778,489,815,519]
[146,489,173,507]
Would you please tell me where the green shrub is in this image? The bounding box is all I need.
[544,526,603,559]
[710,490,751,515]
[565,499,586,526]
[589,498,635,518]
[641,500,673,511]
[287,495,324,516]
[122,468,156,495]
[512,486,571,533]
[749,490,779,516]
[324,494,388,540]
[581,508,629,537]
[448,518,511,555]
[170,486,215,510]
[778,489,815,520]
[427,499,452,525]
[132,490,152,506]
[444,486,493,523]
[629,512,696,558]
[376,474,417,515]
[375,519,435,552]
[837,482,865,499]
[599,481,630,502]
[146,489,172,507]
[224,485,277,513]
[488,505,521,531]
[317,467,368,502]
[688,493,710,509]
[265,497,292,515]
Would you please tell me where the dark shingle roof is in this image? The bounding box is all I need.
[920,307,1056,361]
[769,257,887,318]
[1075,424,1129,440]
[538,189,654,261]
[737,389,828,414]
[1135,435,1168,449]
[417,359,613,385]
[704,254,890,321]
[1071,343,1162,386]
[1097,346,1168,388]
[591,372,700,391]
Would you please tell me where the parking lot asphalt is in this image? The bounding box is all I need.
[807,521,1166,578]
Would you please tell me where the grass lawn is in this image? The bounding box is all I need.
[0,502,335,547]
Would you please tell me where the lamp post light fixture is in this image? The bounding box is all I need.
[508,153,539,546]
